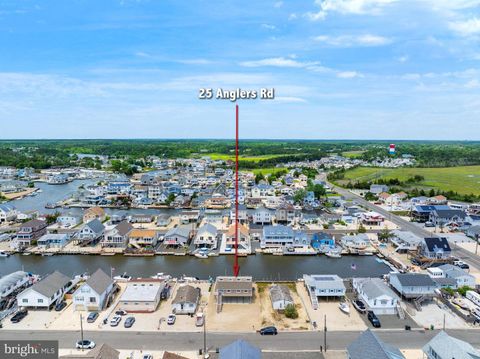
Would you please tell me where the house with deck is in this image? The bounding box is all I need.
[164,225,192,247]
[353,277,399,315]
[15,219,48,248]
[194,223,218,249]
[389,273,436,300]
[419,237,451,260]
[82,206,106,223]
[128,229,158,249]
[102,221,133,248]
[214,276,253,311]
[76,219,105,246]
[303,274,346,304]
[221,223,251,254]
[73,269,115,311]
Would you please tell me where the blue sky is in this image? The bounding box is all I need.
[1,0,480,140]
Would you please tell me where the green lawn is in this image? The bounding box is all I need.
[249,167,288,176]
[341,150,365,158]
[341,166,480,195]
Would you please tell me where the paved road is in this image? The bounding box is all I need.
[329,183,480,270]
[1,329,479,351]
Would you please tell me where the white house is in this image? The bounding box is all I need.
[37,233,70,249]
[164,225,191,247]
[341,234,369,251]
[303,274,346,298]
[171,285,201,314]
[0,204,17,223]
[17,271,73,309]
[194,223,218,249]
[269,285,294,311]
[437,264,476,289]
[252,207,272,225]
[73,269,115,311]
[57,214,81,228]
[0,271,34,300]
[353,277,399,315]
[76,219,105,245]
[251,184,274,198]
[389,273,436,299]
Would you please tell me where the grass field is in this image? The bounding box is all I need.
[198,153,289,162]
[341,166,480,195]
[250,167,288,176]
[341,150,365,158]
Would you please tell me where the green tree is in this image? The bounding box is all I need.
[293,189,306,204]
[165,193,176,205]
[284,304,298,319]
[378,227,394,242]
[357,223,367,234]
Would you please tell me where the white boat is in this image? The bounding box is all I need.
[194,253,209,259]
[151,273,171,280]
[325,249,342,258]
[339,302,350,314]
[113,273,132,282]
[41,252,54,256]
[0,251,9,257]
[21,252,32,256]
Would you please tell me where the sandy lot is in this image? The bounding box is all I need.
[410,299,471,330]
[296,282,367,331]
[256,283,310,331]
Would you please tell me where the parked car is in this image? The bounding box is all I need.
[195,313,204,327]
[115,309,128,316]
[453,260,470,269]
[142,355,153,359]
[425,222,435,227]
[367,311,381,328]
[55,301,67,311]
[124,316,135,328]
[259,326,278,335]
[76,340,95,350]
[167,314,176,325]
[10,310,28,323]
[352,299,367,313]
[110,315,122,327]
[87,312,99,323]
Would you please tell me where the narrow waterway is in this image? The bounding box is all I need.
[0,254,390,280]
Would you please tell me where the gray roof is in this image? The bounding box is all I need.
[356,278,399,300]
[438,264,472,279]
[391,273,435,287]
[85,269,114,295]
[0,204,15,212]
[172,285,200,304]
[423,331,480,359]
[60,343,119,359]
[347,329,405,359]
[114,221,133,236]
[197,223,218,236]
[165,224,191,239]
[29,271,70,297]
[84,219,105,234]
[263,225,294,237]
[269,285,293,304]
[0,271,28,293]
[220,340,261,359]
[216,276,253,291]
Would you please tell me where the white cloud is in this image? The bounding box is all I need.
[177,59,213,65]
[337,71,363,78]
[449,17,480,36]
[240,57,320,68]
[398,55,409,63]
[261,23,277,30]
[313,34,392,47]
[306,0,397,20]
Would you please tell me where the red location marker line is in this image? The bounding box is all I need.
[233,104,240,277]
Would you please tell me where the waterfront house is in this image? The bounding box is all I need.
[180,210,200,224]
[203,209,223,224]
[0,271,34,300]
[251,184,275,198]
[341,234,369,251]
[119,280,164,313]
[77,219,105,245]
[390,230,422,252]
[164,225,192,247]
[15,219,47,248]
[252,207,272,225]
[128,229,158,249]
[214,276,253,308]
[219,340,261,359]
[82,206,106,224]
[57,213,81,228]
[347,329,405,359]
[0,204,17,223]
[17,271,73,310]
[128,214,153,224]
[222,223,251,254]
[422,331,480,359]
[419,237,451,260]
[389,273,436,299]
[229,204,248,224]
[411,205,450,223]
[275,203,297,224]
[37,233,70,249]
[303,274,346,298]
[437,264,476,289]
[73,269,115,311]
[102,221,133,248]
[194,223,218,249]
[156,214,172,227]
[261,225,294,249]
[353,278,399,315]
[172,285,201,314]
[269,284,294,311]
[360,211,385,226]
[311,232,335,251]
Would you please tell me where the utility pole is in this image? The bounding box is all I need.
[233,104,240,277]
[324,314,327,352]
[475,234,479,255]
[203,314,209,359]
[443,313,445,331]
[80,313,84,351]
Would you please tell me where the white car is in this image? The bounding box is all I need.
[76,340,95,349]
[167,314,176,325]
[110,315,122,327]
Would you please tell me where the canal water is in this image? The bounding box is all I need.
[3,180,391,280]
[0,254,390,280]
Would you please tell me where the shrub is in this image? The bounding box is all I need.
[284,304,298,319]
